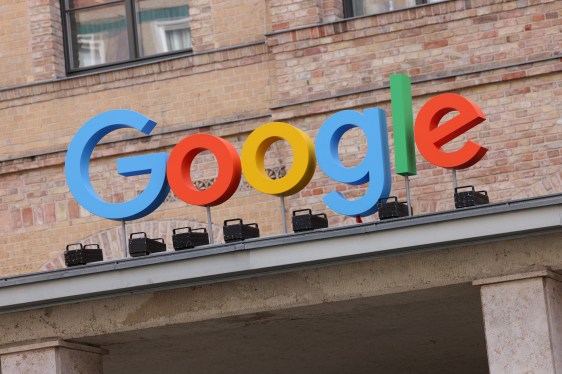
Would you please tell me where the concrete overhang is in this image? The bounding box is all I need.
[1,194,561,313]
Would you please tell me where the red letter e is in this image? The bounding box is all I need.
[415,93,487,169]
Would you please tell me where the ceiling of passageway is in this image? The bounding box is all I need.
[78,283,489,374]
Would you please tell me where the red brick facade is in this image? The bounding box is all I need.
[0,0,560,276]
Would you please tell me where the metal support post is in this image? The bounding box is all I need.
[206,206,214,244]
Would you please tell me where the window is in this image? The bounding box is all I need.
[154,18,192,54]
[61,0,191,72]
[344,0,447,17]
[77,33,106,66]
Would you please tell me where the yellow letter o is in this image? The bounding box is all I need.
[241,122,316,196]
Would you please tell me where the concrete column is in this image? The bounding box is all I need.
[474,270,562,373]
[0,339,106,374]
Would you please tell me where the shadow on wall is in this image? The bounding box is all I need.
[40,219,218,271]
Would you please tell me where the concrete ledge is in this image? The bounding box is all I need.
[473,269,562,286]
[0,339,107,355]
[0,194,560,314]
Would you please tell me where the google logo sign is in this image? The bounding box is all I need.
[65,75,487,221]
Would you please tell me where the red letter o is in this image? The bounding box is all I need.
[167,134,241,206]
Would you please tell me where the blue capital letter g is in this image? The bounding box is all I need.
[65,110,170,221]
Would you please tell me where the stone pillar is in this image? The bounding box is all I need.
[0,339,106,374]
[474,270,562,373]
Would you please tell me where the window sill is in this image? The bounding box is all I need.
[0,40,266,93]
[65,49,196,78]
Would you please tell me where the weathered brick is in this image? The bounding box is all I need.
[0,0,560,278]
[10,209,22,230]
[68,199,80,219]
[22,207,33,227]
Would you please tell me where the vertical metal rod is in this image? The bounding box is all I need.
[121,220,127,258]
[452,169,458,190]
[206,205,214,244]
[405,175,412,216]
[280,195,287,234]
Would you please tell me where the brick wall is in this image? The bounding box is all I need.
[270,0,323,31]
[0,43,270,160]
[267,0,561,107]
[322,0,344,22]
[0,0,267,85]
[0,0,34,87]
[211,0,266,48]
[0,0,560,276]
[269,0,345,31]
[0,0,65,87]
[28,0,65,81]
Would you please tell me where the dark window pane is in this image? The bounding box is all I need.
[69,0,122,9]
[69,4,130,69]
[135,0,191,57]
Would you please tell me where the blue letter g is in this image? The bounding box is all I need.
[65,110,170,221]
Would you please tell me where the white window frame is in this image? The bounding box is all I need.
[154,18,191,54]
[76,33,107,67]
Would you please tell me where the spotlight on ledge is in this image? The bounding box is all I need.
[292,209,328,232]
[128,232,166,257]
[454,185,489,209]
[64,243,103,267]
[172,227,209,250]
[377,196,410,220]
[223,219,260,243]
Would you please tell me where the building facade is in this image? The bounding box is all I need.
[0,0,561,372]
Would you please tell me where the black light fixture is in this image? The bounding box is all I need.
[377,196,410,220]
[172,227,210,250]
[292,209,328,232]
[128,232,166,257]
[64,243,103,267]
[454,186,489,208]
[223,219,260,243]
